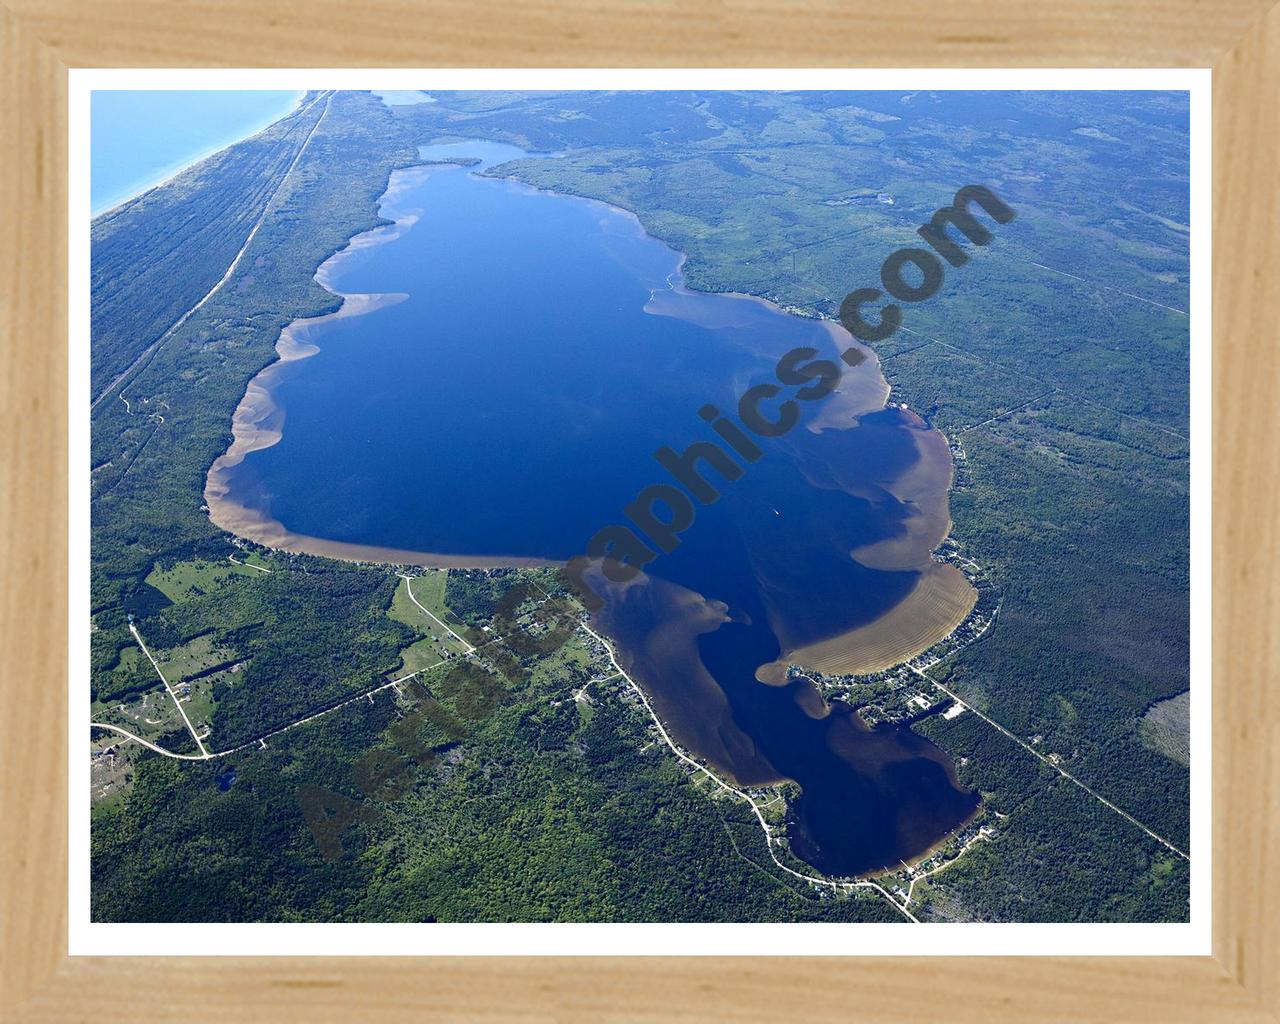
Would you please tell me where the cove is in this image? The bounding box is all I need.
[206,140,980,877]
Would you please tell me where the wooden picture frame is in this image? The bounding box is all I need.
[2,2,1276,1019]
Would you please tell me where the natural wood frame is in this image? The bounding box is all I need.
[2,2,1276,1019]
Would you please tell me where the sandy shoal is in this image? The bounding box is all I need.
[771,561,977,680]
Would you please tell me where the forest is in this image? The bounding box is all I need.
[90,89,1191,923]
[92,572,905,924]
[90,93,329,400]
[405,89,1192,915]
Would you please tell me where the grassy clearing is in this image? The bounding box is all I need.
[403,570,469,631]
[93,684,181,739]
[91,734,146,815]
[146,557,260,603]
[236,551,275,572]
[181,664,247,745]
[176,675,217,738]
[396,636,446,675]
[1139,691,1190,766]
[387,573,470,673]
[159,632,239,681]
[92,670,218,748]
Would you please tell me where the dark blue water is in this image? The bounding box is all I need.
[222,141,978,876]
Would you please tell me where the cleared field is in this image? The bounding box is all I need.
[93,684,183,740]
[93,671,219,747]
[159,632,239,680]
[1139,690,1190,766]
[401,569,450,618]
[383,573,471,678]
[146,557,260,602]
[91,734,146,814]
[778,562,977,679]
[175,675,218,737]
[396,636,446,675]
[388,573,470,657]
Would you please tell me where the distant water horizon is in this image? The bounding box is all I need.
[91,90,304,215]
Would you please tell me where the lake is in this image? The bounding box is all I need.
[91,90,303,215]
[206,139,980,877]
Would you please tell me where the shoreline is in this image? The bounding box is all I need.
[766,405,977,682]
[759,561,977,684]
[93,90,308,221]
[201,140,986,883]
[579,619,922,907]
[202,161,560,570]
[204,136,976,707]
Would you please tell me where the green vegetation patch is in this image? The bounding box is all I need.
[916,778,1189,923]
[93,684,182,741]
[1139,691,1190,766]
[157,632,239,681]
[92,568,904,923]
[146,557,260,603]
[388,572,469,662]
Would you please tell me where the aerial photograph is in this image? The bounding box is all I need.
[88,87,1192,925]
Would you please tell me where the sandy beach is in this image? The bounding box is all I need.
[201,163,563,570]
[205,151,974,674]
[769,561,977,680]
